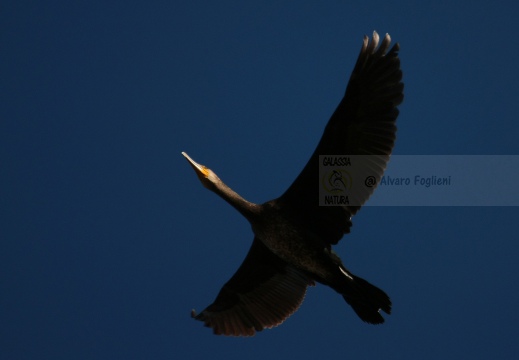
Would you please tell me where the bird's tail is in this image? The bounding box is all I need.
[340,272,391,324]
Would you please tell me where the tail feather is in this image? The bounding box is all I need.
[342,274,391,324]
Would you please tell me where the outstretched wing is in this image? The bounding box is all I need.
[279,31,403,246]
[192,238,315,336]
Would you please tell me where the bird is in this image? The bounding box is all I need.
[182,31,403,336]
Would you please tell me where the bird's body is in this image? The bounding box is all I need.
[182,31,403,336]
[253,202,316,256]
[251,201,345,281]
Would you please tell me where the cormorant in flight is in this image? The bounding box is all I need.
[183,31,403,336]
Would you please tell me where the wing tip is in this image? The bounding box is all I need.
[363,31,401,56]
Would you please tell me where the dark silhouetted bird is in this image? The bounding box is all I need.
[182,31,403,336]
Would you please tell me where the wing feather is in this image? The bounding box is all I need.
[279,31,404,245]
[192,238,314,336]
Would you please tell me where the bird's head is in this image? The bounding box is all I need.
[182,152,220,191]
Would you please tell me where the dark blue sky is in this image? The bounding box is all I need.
[2,1,519,359]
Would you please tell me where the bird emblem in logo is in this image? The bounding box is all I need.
[322,169,352,194]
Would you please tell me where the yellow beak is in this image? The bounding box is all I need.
[182,152,209,177]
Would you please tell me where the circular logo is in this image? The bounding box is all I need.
[322,169,352,194]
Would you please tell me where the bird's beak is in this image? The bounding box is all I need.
[182,152,210,177]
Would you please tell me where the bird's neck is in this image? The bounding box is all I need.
[213,180,261,221]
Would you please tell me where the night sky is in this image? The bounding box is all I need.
[2,1,519,359]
